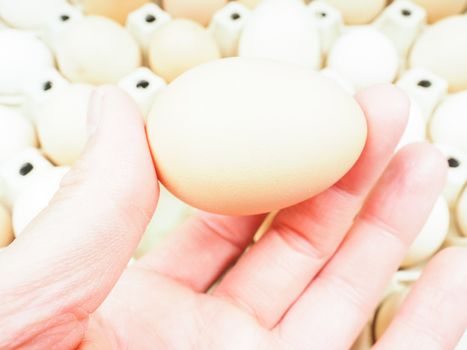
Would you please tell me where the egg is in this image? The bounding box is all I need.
[148,19,221,82]
[0,0,67,29]
[320,0,387,25]
[238,0,262,8]
[239,0,321,70]
[456,186,467,237]
[0,204,13,248]
[434,144,467,208]
[401,197,450,268]
[410,0,467,23]
[36,84,93,165]
[327,27,399,91]
[0,148,54,207]
[13,167,69,236]
[56,16,141,84]
[350,322,373,350]
[374,288,410,340]
[82,0,150,24]
[0,107,38,163]
[410,16,467,93]
[429,92,467,154]
[147,58,367,215]
[396,98,426,150]
[162,0,227,26]
[0,29,54,98]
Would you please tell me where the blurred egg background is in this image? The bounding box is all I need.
[0,0,466,348]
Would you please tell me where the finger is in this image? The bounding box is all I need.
[374,247,467,350]
[278,143,447,350]
[0,86,158,348]
[212,85,409,327]
[136,212,266,292]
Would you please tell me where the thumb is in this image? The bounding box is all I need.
[0,86,158,347]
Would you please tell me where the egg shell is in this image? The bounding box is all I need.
[410,16,467,93]
[56,16,142,84]
[374,0,427,57]
[239,0,321,70]
[374,288,410,340]
[434,144,467,208]
[410,0,467,23]
[401,197,450,268]
[147,58,367,216]
[0,0,67,29]
[148,19,221,82]
[327,27,399,91]
[238,0,262,8]
[13,167,69,236]
[0,148,53,207]
[320,0,387,25]
[456,186,467,237]
[0,204,13,248]
[0,30,54,96]
[163,0,227,26]
[36,84,93,165]
[208,2,251,57]
[350,322,373,350]
[429,91,467,154]
[82,0,150,24]
[0,107,38,163]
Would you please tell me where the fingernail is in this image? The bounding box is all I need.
[87,87,107,136]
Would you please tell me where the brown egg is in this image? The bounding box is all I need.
[163,0,227,26]
[148,19,221,82]
[0,204,13,248]
[82,0,150,24]
[321,0,387,25]
[147,58,367,216]
[410,0,467,23]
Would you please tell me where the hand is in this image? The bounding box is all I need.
[0,86,465,350]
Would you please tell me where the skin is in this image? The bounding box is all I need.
[0,85,465,350]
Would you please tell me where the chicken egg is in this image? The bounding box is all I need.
[82,0,150,24]
[0,0,67,29]
[320,0,387,25]
[147,58,367,216]
[410,0,467,23]
[162,0,227,26]
[148,19,221,82]
[0,204,13,248]
[456,186,467,237]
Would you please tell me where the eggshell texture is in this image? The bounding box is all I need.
[410,0,467,23]
[321,0,387,25]
[0,107,38,163]
[0,204,13,248]
[0,30,54,96]
[147,58,367,215]
[82,0,150,24]
[0,0,66,29]
[148,19,221,82]
[410,16,467,92]
[239,0,321,70]
[327,27,399,91]
[56,16,141,84]
[400,197,450,268]
[36,84,92,165]
[163,0,227,26]
[429,92,467,154]
[457,186,467,237]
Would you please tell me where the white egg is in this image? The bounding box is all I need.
[0,0,67,29]
[456,186,467,237]
[0,148,53,208]
[0,107,38,163]
[410,16,467,92]
[209,2,252,57]
[36,84,93,166]
[401,197,450,268]
[396,98,426,150]
[0,30,54,97]
[319,68,355,95]
[56,16,142,84]
[320,0,387,25]
[434,144,467,209]
[239,0,321,70]
[429,92,467,154]
[327,27,399,91]
[13,167,69,236]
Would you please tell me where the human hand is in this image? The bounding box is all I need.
[0,85,465,350]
